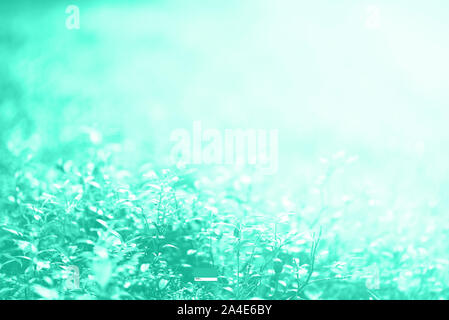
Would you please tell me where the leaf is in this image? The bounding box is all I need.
[109,229,122,240]
[162,244,180,251]
[36,261,51,271]
[223,287,234,293]
[96,219,109,229]
[15,240,34,251]
[140,264,150,272]
[213,222,236,229]
[158,279,169,290]
[278,280,287,288]
[34,285,59,299]
[144,184,161,191]
[88,181,101,189]
[2,227,23,237]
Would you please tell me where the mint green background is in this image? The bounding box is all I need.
[0,0,448,299]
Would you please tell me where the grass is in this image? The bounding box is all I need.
[1,140,448,300]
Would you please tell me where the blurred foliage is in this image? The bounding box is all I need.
[0,145,448,299]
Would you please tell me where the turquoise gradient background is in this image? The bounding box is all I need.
[1,0,449,299]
